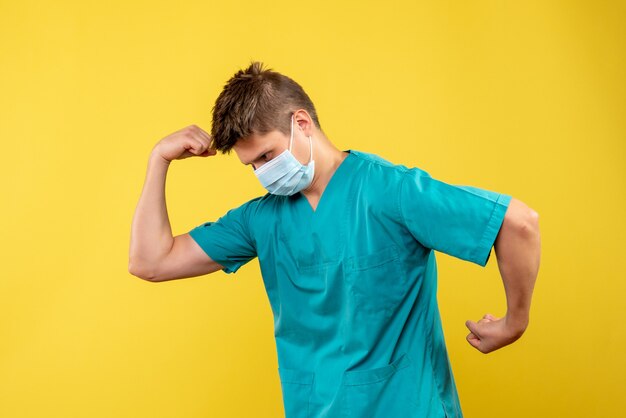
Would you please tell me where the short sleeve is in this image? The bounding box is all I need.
[398,167,512,267]
[188,200,257,274]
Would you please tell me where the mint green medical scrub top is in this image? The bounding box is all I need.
[189,150,512,418]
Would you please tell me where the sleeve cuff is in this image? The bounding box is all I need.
[188,226,241,275]
[471,193,513,267]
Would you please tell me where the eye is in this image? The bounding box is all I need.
[262,153,270,160]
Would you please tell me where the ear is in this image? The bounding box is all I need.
[293,109,314,136]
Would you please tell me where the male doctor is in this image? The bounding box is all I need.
[129,61,541,418]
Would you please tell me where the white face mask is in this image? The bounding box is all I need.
[253,114,315,196]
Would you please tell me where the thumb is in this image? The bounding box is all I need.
[199,148,217,157]
[466,333,481,349]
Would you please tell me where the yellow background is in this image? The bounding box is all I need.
[1,1,624,417]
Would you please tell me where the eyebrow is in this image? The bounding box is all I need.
[246,149,272,166]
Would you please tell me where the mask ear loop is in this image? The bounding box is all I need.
[288,113,295,152]
[290,113,314,163]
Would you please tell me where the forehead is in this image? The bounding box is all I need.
[233,130,285,165]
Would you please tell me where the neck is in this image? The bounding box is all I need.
[301,135,349,200]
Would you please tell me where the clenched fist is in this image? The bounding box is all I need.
[153,125,217,163]
[465,313,527,354]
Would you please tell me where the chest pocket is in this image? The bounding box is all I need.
[345,245,408,319]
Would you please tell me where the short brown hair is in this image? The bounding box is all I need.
[210,61,322,154]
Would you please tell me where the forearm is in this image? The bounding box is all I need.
[128,150,174,278]
[493,210,541,333]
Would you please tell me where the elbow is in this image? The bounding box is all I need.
[502,198,539,237]
[519,208,540,238]
[128,260,157,282]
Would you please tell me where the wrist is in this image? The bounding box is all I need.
[504,311,529,335]
[150,149,171,166]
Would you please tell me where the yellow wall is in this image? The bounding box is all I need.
[1,1,624,417]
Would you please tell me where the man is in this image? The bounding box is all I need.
[129,61,541,418]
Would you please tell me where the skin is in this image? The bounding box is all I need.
[466,199,540,354]
[128,109,541,354]
[232,109,348,212]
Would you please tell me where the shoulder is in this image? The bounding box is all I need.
[348,149,430,181]
[349,149,401,169]
[347,150,428,218]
